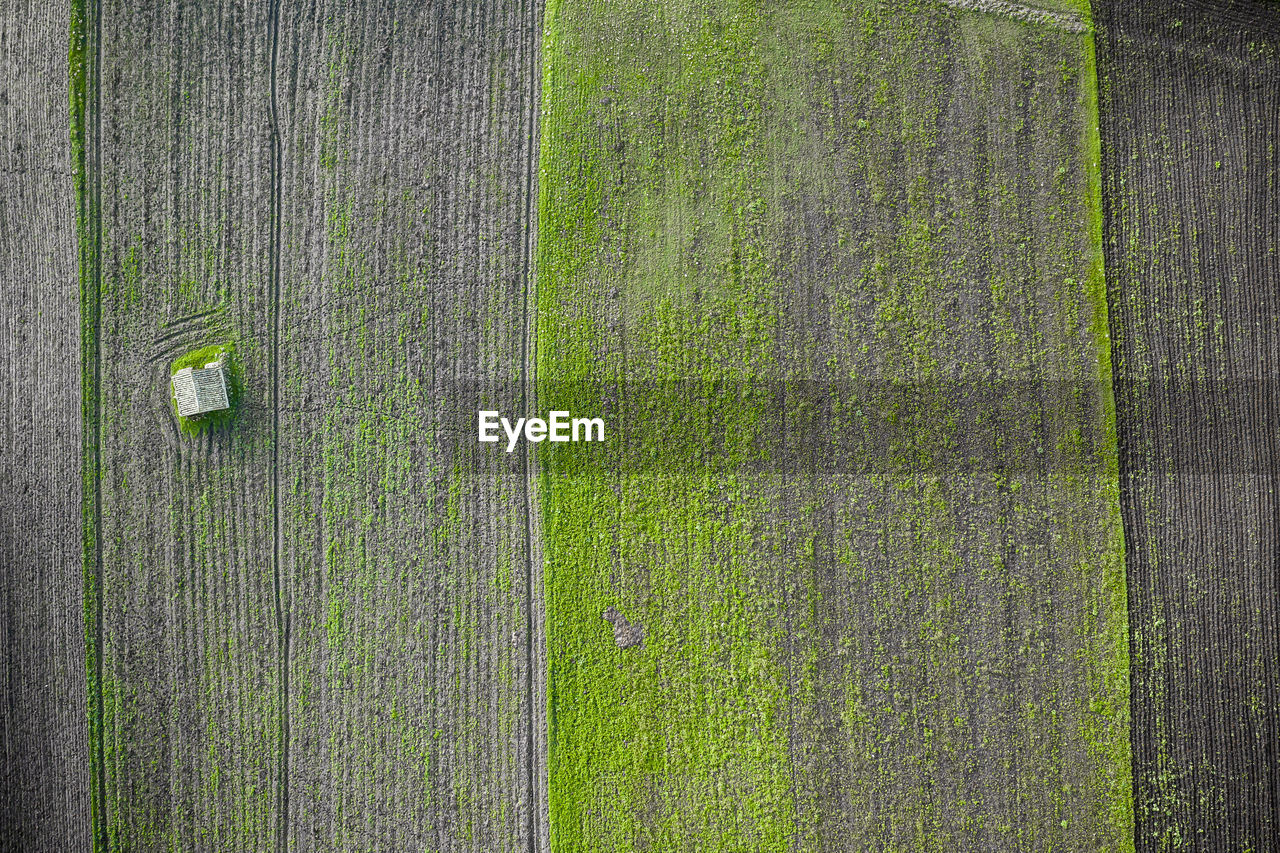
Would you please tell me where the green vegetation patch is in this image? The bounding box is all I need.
[538,0,1133,849]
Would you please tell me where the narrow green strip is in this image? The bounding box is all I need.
[1080,3,1137,842]
[69,0,107,850]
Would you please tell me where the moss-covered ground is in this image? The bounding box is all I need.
[537,0,1132,849]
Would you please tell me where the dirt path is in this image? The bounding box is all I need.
[939,0,1086,34]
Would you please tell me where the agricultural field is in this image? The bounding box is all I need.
[1,2,92,849]
[68,0,541,850]
[0,1,1277,852]
[537,0,1131,849]
[1096,1,1280,849]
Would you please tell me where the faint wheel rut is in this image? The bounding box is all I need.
[520,0,546,846]
[266,0,288,850]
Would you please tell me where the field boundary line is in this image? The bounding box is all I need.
[266,0,288,850]
[1081,7,1139,842]
[70,0,107,847]
[521,0,547,849]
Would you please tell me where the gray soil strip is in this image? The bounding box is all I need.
[271,3,545,850]
[0,2,93,850]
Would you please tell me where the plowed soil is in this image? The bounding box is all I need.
[0,2,92,850]
[70,1,541,850]
[1096,1,1280,849]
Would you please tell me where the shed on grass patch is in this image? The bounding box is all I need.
[172,361,230,417]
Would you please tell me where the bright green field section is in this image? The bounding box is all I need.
[537,1,1131,851]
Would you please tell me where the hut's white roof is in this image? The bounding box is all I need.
[172,362,230,417]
